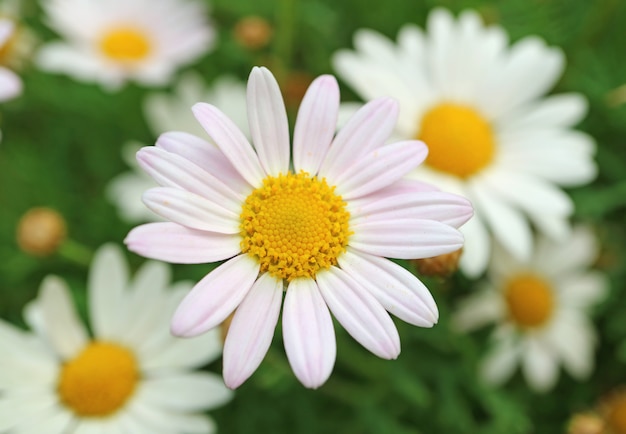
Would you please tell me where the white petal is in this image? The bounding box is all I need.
[11,406,73,434]
[293,75,340,174]
[333,140,428,199]
[451,289,504,332]
[337,249,438,326]
[142,187,240,234]
[522,337,559,392]
[0,67,22,102]
[0,389,60,431]
[318,98,399,181]
[501,93,588,130]
[479,328,520,386]
[543,312,596,380]
[88,244,128,340]
[534,225,599,275]
[143,327,223,371]
[125,399,217,434]
[458,211,491,277]
[125,222,241,264]
[350,218,464,259]
[193,102,265,187]
[38,275,89,359]
[139,372,233,411]
[283,278,336,389]
[317,267,401,359]
[558,272,608,309]
[223,273,283,389]
[246,66,290,176]
[171,255,260,337]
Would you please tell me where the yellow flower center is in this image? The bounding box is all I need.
[504,273,554,328]
[240,172,351,281]
[606,393,626,434]
[99,27,151,62]
[418,103,495,178]
[57,341,139,417]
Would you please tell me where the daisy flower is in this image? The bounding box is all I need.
[332,8,597,277]
[36,0,215,90]
[452,226,608,392]
[125,66,474,389]
[0,244,232,433]
[106,73,248,222]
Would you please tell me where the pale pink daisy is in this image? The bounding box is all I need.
[125,66,473,389]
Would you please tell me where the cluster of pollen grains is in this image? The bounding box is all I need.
[57,341,139,417]
[240,171,351,281]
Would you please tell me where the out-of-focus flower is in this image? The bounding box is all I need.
[233,16,273,50]
[567,412,604,434]
[453,226,608,392]
[0,244,232,432]
[0,18,23,140]
[333,8,597,277]
[106,73,248,223]
[125,66,473,389]
[16,207,67,256]
[36,0,215,90]
[600,389,626,434]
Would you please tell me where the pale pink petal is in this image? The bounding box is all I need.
[333,141,428,200]
[223,273,283,389]
[88,244,129,340]
[337,248,438,326]
[318,98,398,181]
[0,68,22,102]
[193,102,265,187]
[350,190,473,228]
[350,218,464,259]
[156,131,249,195]
[347,179,440,212]
[283,278,336,389]
[171,255,260,337]
[137,147,244,212]
[293,75,340,174]
[142,187,240,234]
[125,222,241,264]
[246,66,290,176]
[38,276,89,359]
[317,267,401,359]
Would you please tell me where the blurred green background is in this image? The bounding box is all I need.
[1,0,626,432]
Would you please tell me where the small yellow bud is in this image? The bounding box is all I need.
[412,248,463,277]
[16,207,67,256]
[233,16,273,50]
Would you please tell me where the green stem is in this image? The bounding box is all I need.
[273,0,297,81]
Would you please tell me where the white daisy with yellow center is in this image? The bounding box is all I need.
[0,18,21,101]
[452,226,607,392]
[125,66,474,389]
[0,244,232,433]
[107,72,248,223]
[333,8,597,277]
[36,0,215,90]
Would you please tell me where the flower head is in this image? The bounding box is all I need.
[36,0,215,90]
[125,66,472,388]
[333,8,597,276]
[453,226,608,392]
[0,244,232,432]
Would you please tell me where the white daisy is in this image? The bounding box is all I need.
[125,66,474,389]
[452,226,608,392]
[36,0,215,90]
[0,244,233,433]
[0,18,22,102]
[106,73,248,223]
[333,7,597,277]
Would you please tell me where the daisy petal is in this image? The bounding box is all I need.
[522,337,559,392]
[334,141,428,199]
[338,248,438,326]
[350,218,464,259]
[293,75,340,174]
[142,187,239,234]
[38,275,89,359]
[318,98,399,181]
[0,67,22,102]
[317,267,401,359]
[480,327,519,386]
[451,289,503,332]
[283,278,336,389]
[171,255,260,337]
[223,273,283,389]
[11,407,72,434]
[458,212,491,277]
[125,222,241,264]
[246,66,290,176]
[193,102,265,187]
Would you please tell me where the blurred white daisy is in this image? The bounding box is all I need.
[333,8,597,277]
[452,226,608,392]
[106,73,248,223]
[0,19,22,103]
[36,0,215,90]
[125,66,473,389]
[0,244,232,433]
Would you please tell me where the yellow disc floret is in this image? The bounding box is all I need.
[100,27,151,62]
[419,103,495,178]
[240,171,351,281]
[504,273,555,328]
[57,341,139,417]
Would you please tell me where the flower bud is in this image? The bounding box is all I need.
[413,248,462,277]
[16,207,67,256]
[233,16,273,50]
